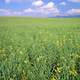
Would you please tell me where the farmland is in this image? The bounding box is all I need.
[0,17,80,80]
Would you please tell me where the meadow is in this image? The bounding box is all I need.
[0,17,80,80]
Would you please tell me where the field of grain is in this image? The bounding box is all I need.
[0,17,80,80]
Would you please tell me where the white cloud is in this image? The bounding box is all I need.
[5,0,11,3]
[5,0,29,3]
[0,9,7,12]
[23,8,34,13]
[0,9,23,16]
[12,11,22,15]
[0,9,11,15]
[0,1,60,17]
[68,0,80,2]
[32,0,44,7]
[42,2,55,10]
[67,9,80,15]
[40,2,59,15]
[59,2,66,6]
[32,1,59,16]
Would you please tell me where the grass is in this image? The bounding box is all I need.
[0,17,80,80]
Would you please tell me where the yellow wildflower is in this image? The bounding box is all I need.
[10,78,14,80]
[51,77,56,80]
[69,69,77,76]
[24,60,28,64]
[50,75,57,80]
[20,51,23,54]
[56,67,62,73]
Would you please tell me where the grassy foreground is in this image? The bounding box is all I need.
[0,17,80,80]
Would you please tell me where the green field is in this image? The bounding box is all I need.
[0,17,80,80]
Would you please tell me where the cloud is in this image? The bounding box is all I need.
[32,0,44,7]
[1,1,60,17]
[67,9,80,15]
[5,0,30,3]
[32,1,60,16]
[0,9,23,16]
[0,9,11,15]
[68,0,80,2]
[42,2,55,10]
[5,0,11,3]
[23,8,34,13]
[12,11,22,15]
[1,8,80,17]
[59,2,66,6]
[40,2,59,15]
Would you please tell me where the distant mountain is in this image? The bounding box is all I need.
[49,15,80,18]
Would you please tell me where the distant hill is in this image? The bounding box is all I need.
[49,15,80,18]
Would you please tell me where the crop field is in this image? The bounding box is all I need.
[0,17,80,80]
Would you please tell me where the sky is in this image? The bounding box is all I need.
[0,0,80,17]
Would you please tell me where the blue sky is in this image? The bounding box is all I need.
[0,0,80,17]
